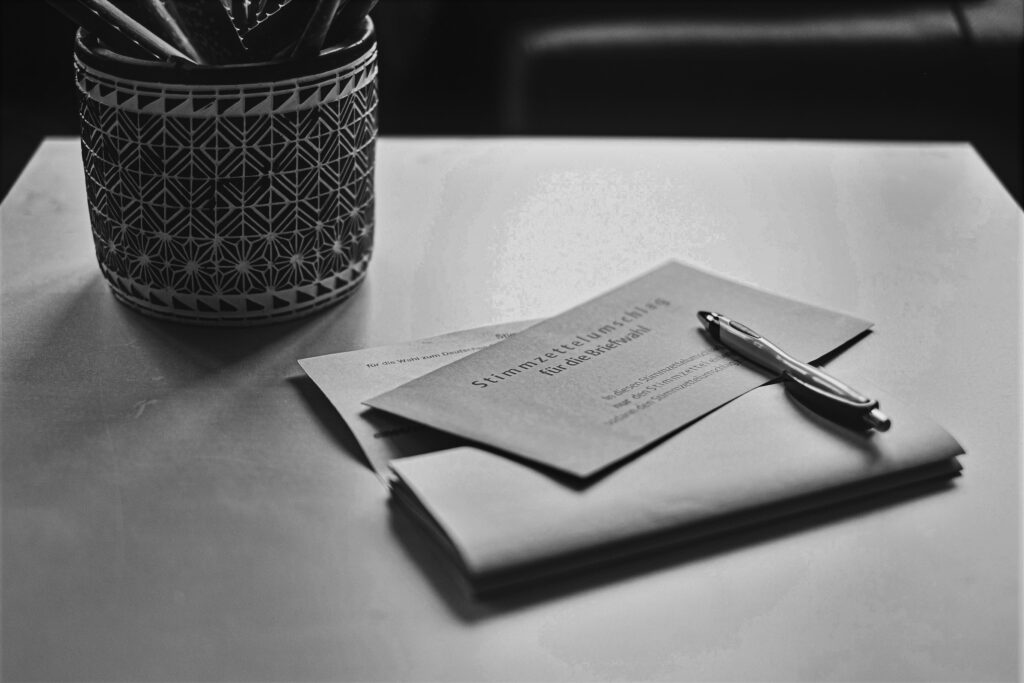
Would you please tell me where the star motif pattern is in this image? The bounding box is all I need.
[76,44,378,325]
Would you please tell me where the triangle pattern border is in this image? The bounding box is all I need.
[102,253,371,326]
[74,47,377,118]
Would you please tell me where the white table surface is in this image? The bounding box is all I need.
[2,137,1021,681]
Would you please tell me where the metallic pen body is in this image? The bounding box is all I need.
[698,311,891,431]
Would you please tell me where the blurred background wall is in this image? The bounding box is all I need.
[2,0,1021,203]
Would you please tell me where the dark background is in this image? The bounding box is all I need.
[2,0,1021,203]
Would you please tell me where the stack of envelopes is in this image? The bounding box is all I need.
[301,262,963,592]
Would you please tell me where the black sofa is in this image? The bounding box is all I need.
[377,0,1022,203]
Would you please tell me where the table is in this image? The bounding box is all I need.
[2,137,1021,681]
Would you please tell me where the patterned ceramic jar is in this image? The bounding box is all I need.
[74,21,378,325]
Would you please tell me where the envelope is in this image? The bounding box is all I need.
[389,381,963,592]
[366,262,875,478]
[299,262,963,593]
[299,321,537,483]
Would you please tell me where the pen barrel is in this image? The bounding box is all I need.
[783,361,873,406]
[708,312,890,431]
[717,324,792,375]
[78,0,195,62]
[715,319,874,406]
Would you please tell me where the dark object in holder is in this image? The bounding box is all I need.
[49,0,380,65]
[120,0,204,63]
[326,0,379,46]
[155,0,248,65]
[290,0,348,60]
[47,0,193,62]
[226,0,311,61]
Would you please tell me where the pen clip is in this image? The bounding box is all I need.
[783,369,880,431]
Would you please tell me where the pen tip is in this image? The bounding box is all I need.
[697,311,714,329]
[865,408,892,432]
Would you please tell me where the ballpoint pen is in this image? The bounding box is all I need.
[289,0,348,59]
[49,0,197,63]
[697,311,891,431]
[324,0,378,44]
[47,0,153,59]
[130,0,205,64]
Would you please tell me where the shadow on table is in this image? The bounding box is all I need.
[288,374,370,470]
[7,269,368,387]
[115,294,366,376]
[389,475,959,623]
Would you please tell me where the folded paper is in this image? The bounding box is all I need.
[389,381,964,592]
[299,321,536,483]
[299,275,963,593]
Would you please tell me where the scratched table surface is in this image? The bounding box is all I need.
[2,137,1021,681]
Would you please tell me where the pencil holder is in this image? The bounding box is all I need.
[73,20,378,325]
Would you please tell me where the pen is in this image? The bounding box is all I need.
[129,0,205,64]
[57,0,198,63]
[324,0,378,44]
[697,311,891,431]
[156,0,248,65]
[333,0,378,31]
[289,0,348,59]
[48,0,152,58]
